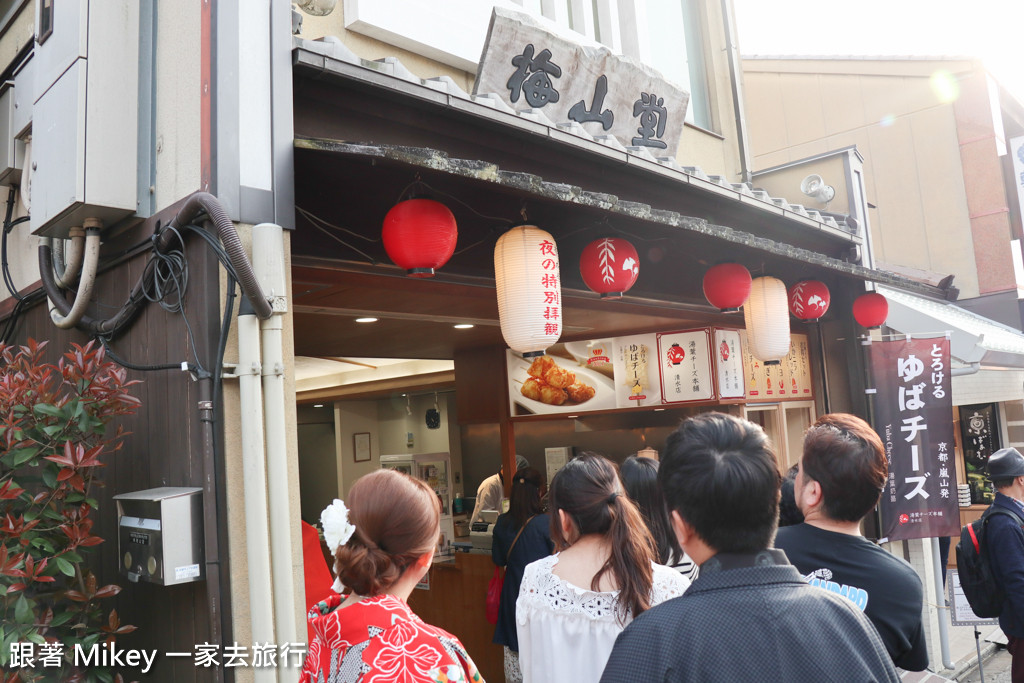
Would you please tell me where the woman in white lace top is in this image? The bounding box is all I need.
[515,453,689,683]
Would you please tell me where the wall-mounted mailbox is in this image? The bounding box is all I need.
[113,487,204,585]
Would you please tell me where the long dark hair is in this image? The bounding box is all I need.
[509,467,544,528]
[620,456,683,566]
[548,453,657,621]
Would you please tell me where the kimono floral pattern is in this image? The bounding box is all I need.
[300,593,484,683]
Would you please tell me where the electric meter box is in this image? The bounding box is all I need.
[113,487,204,586]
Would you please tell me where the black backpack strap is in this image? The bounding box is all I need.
[982,505,1024,530]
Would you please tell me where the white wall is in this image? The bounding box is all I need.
[335,400,381,498]
[331,393,462,499]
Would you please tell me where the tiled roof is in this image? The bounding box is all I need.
[294,37,856,238]
[294,135,944,297]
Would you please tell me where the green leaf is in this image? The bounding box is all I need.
[41,424,64,438]
[63,550,83,563]
[41,467,57,488]
[30,537,54,553]
[55,557,75,577]
[32,403,64,419]
[26,631,45,645]
[6,446,39,467]
[95,668,113,683]
[14,594,33,624]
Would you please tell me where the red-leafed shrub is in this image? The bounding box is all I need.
[0,340,140,682]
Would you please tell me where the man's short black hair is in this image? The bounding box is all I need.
[659,412,780,554]
[993,477,1017,490]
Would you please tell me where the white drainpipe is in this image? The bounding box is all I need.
[237,303,277,683]
[252,223,300,679]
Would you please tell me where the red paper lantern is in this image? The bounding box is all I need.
[788,280,831,321]
[703,263,751,312]
[853,292,888,328]
[579,237,639,298]
[382,199,458,278]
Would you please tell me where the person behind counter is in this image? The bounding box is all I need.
[492,468,554,683]
[472,454,531,524]
[515,453,689,683]
[620,455,698,582]
[301,469,484,683]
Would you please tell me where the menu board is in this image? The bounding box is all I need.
[714,328,745,399]
[657,329,714,404]
[612,334,662,408]
[740,331,813,401]
[505,329,814,417]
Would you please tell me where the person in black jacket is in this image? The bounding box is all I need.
[601,412,897,682]
[775,413,928,671]
[984,447,1024,682]
[491,467,553,682]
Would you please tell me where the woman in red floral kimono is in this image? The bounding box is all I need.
[300,469,484,683]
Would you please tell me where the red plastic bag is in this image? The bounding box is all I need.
[486,566,504,625]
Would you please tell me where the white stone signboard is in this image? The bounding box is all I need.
[474,7,689,154]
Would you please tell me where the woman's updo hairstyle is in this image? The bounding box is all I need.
[334,469,440,596]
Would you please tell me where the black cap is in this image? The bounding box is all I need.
[988,447,1024,480]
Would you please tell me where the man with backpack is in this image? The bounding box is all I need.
[982,447,1024,682]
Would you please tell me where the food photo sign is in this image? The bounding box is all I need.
[506,342,616,416]
[507,329,743,416]
[739,331,813,401]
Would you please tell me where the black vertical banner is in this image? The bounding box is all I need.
[871,336,960,541]
[959,403,1000,506]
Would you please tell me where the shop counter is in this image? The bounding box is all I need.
[408,551,503,682]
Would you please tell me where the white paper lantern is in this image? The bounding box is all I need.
[743,276,791,364]
[494,225,562,356]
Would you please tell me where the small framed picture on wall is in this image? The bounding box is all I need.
[353,432,371,462]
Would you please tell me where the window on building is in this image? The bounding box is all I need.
[345,0,716,129]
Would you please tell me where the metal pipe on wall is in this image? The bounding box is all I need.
[237,302,278,683]
[253,223,300,679]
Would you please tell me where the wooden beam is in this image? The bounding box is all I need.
[296,370,455,403]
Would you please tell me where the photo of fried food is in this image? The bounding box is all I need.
[566,382,596,403]
[520,355,595,407]
[522,377,567,405]
[527,355,576,388]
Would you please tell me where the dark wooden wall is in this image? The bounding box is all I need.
[3,235,225,682]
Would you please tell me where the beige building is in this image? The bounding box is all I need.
[743,56,1024,321]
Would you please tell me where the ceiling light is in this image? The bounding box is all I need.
[314,404,325,408]
[355,317,378,323]
[453,323,474,329]
[654,408,665,412]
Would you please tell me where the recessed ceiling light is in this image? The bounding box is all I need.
[654,408,665,412]
[567,415,578,419]
[355,317,378,323]
[453,323,474,329]
[314,404,325,408]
